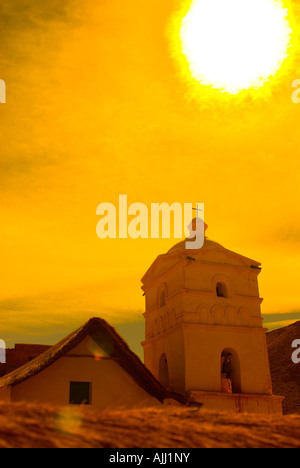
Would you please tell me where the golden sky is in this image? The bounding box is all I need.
[1,0,300,355]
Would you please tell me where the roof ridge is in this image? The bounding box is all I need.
[0,316,186,405]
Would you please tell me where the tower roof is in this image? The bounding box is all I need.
[142,221,261,285]
[167,235,224,254]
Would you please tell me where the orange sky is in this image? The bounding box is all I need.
[1,0,300,355]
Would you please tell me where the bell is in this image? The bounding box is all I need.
[222,354,233,377]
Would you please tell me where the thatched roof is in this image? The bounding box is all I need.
[0,317,186,405]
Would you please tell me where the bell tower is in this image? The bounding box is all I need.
[141,221,283,414]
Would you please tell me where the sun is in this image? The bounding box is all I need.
[176,0,292,94]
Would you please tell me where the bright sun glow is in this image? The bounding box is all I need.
[179,0,292,94]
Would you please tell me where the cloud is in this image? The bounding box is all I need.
[268,225,300,248]
[0,286,143,347]
[263,311,300,331]
[0,0,77,34]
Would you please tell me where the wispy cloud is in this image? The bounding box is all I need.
[263,311,300,331]
[0,285,143,347]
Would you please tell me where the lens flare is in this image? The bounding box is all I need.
[174,0,292,94]
[88,336,110,360]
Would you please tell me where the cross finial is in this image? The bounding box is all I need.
[192,204,203,218]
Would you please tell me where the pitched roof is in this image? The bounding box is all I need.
[0,317,186,405]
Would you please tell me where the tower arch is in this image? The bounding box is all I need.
[157,283,168,309]
[221,348,241,394]
[212,274,234,298]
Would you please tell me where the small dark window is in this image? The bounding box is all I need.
[216,282,228,298]
[160,290,166,307]
[69,382,91,405]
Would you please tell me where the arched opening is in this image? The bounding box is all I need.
[158,353,169,388]
[160,290,166,307]
[220,348,241,394]
[216,282,228,298]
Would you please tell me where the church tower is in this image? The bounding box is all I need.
[141,221,283,414]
